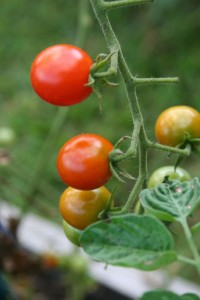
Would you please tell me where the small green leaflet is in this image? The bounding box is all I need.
[80,214,177,270]
[139,290,200,300]
[140,178,200,222]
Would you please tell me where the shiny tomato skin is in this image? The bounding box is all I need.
[59,186,111,230]
[30,44,93,106]
[57,133,113,190]
[148,166,191,189]
[155,106,200,147]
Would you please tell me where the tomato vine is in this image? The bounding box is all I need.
[29,0,200,299]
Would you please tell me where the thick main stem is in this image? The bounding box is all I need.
[90,0,143,128]
[90,0,148,212]
[90,0,192,216]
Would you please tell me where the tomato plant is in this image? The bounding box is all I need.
[148,166,191,189]
[57,133,113,190]
[155,106,200,147]
[62,219,82,247]
[27,0,200,298]
[59,186,111,230]
[30,44,93,106]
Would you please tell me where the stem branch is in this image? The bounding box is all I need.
[105,0,154,10]
[181,217,200,275]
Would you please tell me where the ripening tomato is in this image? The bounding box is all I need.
[148,166,191,188]
[155,106,200,147]
[59,186,111,230]
[30,44,93,106]
[62,220,82,247]
[57,133,113,190]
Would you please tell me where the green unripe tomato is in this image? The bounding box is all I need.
[148,166,191,189]
[62,219,82,247]
[0,127,16,147]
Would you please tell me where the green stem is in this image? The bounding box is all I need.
[110,127,148,216]
[120,149,147,213]
[109,131,139,163]
[105,0,154,10]
[147,140,191,157]
[180,217,200,275]
[90,0,154,213]
[75,0,92,46]
[177,255,196,266]
[109,176,144,216]
[134,76,179,86]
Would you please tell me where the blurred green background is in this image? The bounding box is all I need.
[0,0,200,215]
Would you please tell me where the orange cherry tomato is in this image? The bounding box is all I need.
[155,106,200,147]
[59,186,111,230]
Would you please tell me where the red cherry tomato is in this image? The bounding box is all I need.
[30,44,93,106]
[59,186,111,230]
[57,133,113,190]
[155,106,200,147]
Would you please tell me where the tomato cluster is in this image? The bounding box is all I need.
[30,44,114,245]
[30,44,200,247]
[57,134,113,236]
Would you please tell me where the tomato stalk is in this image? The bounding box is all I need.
[179,217,200,275]
[75,0,92,47]
[147,140,192,157]
[105,0,155,10]
[89,0,189,215]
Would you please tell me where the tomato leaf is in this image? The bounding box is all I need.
[140,178,200,222]
[182,294,200,300]
[80,214,177,270]
[139,290,200,300]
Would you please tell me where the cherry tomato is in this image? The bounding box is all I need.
[57,133,113,190]
[155,106,200,147]
[59,186,111,230]
[30,44,93,106]
[148,166,191,188]
[62,219,82,247]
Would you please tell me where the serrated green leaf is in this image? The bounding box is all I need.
[80,214,177,270]
[140,178,200,222]
[139,290,200,300]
